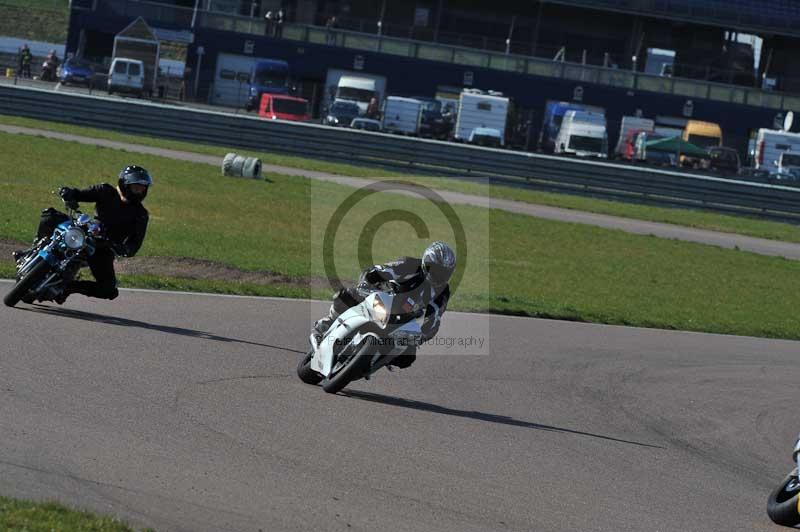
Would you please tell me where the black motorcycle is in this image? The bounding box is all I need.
[4,198,108,307]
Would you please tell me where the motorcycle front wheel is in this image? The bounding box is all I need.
[321,341,373,394]
[297,349,323,385]
[767,469,800,527]
[3,258,50,307]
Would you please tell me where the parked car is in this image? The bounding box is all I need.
[59,57,95,87]
[324,101,360,127]
[468,127,503,148]
[739,167,771,183]
[350,118,382,131]
[708,147,740,176]
[775,152,800,182]
[107,58,145,97]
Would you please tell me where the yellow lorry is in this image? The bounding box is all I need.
[680,120,723,168]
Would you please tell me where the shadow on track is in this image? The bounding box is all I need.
[343,390,663,449]
[24,304,305,353]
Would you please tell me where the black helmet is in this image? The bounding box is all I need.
[422,241,456,287]
[118,165,152,203]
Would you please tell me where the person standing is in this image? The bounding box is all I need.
[264,10,273,37]
[275,8,284,38]
[16,46,23,77]
[20,44,32,78]
[325,15,337,45]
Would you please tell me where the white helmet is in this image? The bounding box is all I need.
[422,241,456,287]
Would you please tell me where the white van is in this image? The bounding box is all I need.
[754,128,800,172]
[107,58,145,96]
[555,110,608,158]
[381,97,423,135]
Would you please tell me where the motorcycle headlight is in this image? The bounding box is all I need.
[63,228,85,249]
[371,298,389,328]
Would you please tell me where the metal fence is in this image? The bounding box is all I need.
[1,83,799,222]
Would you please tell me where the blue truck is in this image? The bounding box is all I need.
[244,59,290,110]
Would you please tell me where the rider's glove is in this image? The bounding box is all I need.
[58,187,79,202]
[363,267,384,285]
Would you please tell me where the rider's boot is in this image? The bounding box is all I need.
[53,291,70,305]
[52,281,76,305]
[311,316,334,346]
[311,304,340,346]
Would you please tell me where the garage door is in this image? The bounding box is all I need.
[212,53,259,108]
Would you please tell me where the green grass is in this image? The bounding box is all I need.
[0,0,67,9]
[0,1,68,44]
[0,494,154,531]
[2,113,799,244]
[3,131,800,340]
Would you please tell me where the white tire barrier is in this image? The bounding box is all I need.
[222,153,262,179]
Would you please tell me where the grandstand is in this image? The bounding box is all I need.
[65,0,800,154]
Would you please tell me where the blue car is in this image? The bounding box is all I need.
[59,58,95,87]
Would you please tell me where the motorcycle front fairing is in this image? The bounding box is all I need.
[310,291,424,378]
[311,294,376,377]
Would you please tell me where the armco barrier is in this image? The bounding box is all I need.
[1,84,799,222]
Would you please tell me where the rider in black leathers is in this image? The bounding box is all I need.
[13,166,152,303]
[312,241,456,369]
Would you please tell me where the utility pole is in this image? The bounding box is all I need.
[433,0,444,42]
[532,0,544,57]
[505,14,516,55]
[378,0,387,36]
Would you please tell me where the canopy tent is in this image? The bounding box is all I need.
[645,136,709,158]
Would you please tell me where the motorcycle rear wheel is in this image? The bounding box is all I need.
[321,341,373,394]
[3,258,50,307]
[767,469,800,527]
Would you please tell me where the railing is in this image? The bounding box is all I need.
[2,83,799,223]
[97,0,195,27]
[543,0,800,37]
[269,23,800,113]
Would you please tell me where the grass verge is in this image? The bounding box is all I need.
[0,494,154,531]
[0,1,68,44]
[1,113,799,244]
[3,132,800,339]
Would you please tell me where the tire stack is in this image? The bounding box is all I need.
[222,153,262,179]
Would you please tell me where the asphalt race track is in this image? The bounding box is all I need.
[1,283,798,531]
